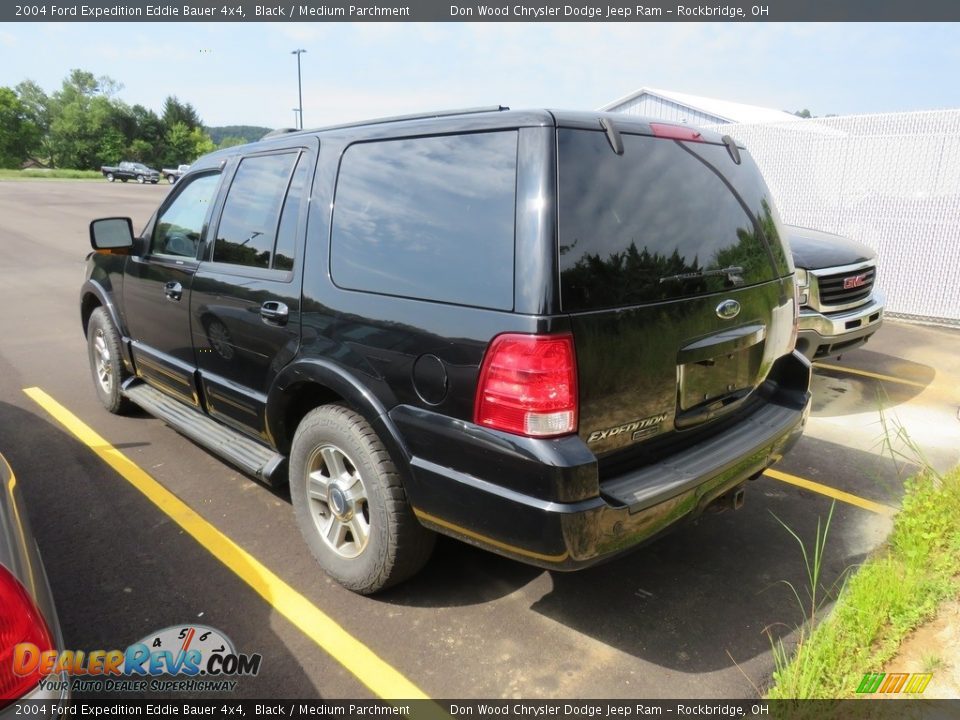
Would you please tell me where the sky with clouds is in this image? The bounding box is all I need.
[1,22,958,129]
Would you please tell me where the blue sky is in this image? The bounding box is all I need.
[1,22,958,128]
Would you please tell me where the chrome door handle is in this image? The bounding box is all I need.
[260,301,289,325]
[164,281,183,301]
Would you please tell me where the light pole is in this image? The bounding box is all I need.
[291,49,306,129]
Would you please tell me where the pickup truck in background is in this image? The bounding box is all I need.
[787,225,885,361]
[100,162,160,184]
[162,164,190,184]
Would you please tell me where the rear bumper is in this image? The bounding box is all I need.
[795,293,884,361]
[392,352,811,570]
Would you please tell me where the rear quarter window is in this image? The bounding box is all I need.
[330,131,518,310]
[558,129,784,312]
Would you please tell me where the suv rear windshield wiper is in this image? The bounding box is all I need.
[659,266,744,285]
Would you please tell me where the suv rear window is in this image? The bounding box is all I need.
[558,129,783,312]
[331,131,517,310]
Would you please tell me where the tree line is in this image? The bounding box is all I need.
[0,69,241,170]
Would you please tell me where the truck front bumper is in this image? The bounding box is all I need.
[391,352,812,570]
[795,293,884,361]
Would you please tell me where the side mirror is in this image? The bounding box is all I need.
[90,217,135,252]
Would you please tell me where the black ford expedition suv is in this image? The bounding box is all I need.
[81,108,811,594]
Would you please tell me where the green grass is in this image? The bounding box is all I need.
[767,466,960,698]
[0,168,103,180]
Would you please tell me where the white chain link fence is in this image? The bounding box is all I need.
[708,111,960,326]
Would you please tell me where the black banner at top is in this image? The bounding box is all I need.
[3,0,960,22]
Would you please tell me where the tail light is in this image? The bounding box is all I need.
[474,333,578,438]
[650,123,705,142]
[0,564,55,707]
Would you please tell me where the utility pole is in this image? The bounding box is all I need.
[293,108,301,128]
[291,49,306,129]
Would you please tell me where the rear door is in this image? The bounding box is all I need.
[557,127,794,459]
[190,145,315,440]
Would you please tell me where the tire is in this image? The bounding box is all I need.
[151,179,158,184]
[289,405,435,594]
[121,178,128,183]
[136,175,145,184]
[106,173,114,182]
[167,175,176,184]
[86,307,131,414]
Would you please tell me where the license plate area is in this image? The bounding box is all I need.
[676,324,766,415]
[678,343,764,410]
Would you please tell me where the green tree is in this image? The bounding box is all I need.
[14,80,50,158]
[46,70,129,168]
[162,96,201,130]
[164,122,215,165]
[0,87,40,167]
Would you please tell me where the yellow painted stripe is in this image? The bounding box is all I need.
[816,363,928,389]
[413,508,570,564]
[764,467,897,516]
[23,387,428,700]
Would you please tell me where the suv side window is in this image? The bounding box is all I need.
[151,173,220,258]
[273,155,310,271]
[213,152,299,270]
[330,131,517,311]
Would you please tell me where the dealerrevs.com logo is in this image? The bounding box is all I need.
[14,625,261,694]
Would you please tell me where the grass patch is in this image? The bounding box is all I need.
[0,168,103,181]
[767,465,960,698]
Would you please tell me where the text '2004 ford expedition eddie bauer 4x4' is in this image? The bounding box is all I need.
[81,108,812,594]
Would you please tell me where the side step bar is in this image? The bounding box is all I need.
[122,381,287,486]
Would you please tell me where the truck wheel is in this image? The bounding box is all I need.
[167,175,176,184]
[289,405,435,594]
[86,307,131,415]
[136,175,145,184]
[106,173,114,182]
[121,178,128,183]
[151,179,158,184]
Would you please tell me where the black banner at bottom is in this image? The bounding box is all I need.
[7,699,959,720]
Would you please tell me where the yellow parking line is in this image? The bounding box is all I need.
[764,468,897,516]
[23,387,428,700]
[816,363,928,389]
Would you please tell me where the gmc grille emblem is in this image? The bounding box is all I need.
[843,274,868,290]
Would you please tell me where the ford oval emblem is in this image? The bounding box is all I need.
[716,299,741,320]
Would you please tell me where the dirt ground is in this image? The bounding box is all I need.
[884,597,960,698]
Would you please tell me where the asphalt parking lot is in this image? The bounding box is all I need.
[1,179,958,700]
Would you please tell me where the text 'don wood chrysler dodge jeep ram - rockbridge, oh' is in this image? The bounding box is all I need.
[81,107,812,594]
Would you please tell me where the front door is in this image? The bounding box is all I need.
[123,172,223,406]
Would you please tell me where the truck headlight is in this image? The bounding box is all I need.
[795,268,809,306]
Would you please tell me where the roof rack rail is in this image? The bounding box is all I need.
[360,105,511,128]
[261,128,300,140]
[294,105,511,136]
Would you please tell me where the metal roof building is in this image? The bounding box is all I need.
[599,87,800,125]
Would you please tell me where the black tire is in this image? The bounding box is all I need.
[136,175,145,184]
[151,179,158,184]
[167,175,176,184]
[106,172,114,182]
[121,178,128,182]
[86,307,131,414]
[289,404,435,594]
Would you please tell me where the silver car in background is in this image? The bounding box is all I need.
[0,454,68,716]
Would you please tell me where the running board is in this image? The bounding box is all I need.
[122,381,287,486]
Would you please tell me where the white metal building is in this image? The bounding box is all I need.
[599,87,799,125]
